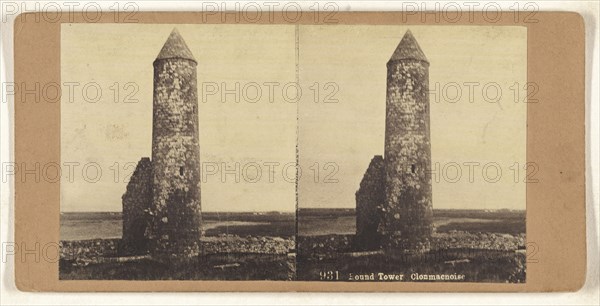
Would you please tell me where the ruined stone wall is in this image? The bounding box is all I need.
[381,57,433,254]
[355,155,385,250]
[297,235,355,259]
[149,57,202,258]
[121,157,152,254]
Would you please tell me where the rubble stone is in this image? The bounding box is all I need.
[355,30,434,254]
[355,155,384,250]
[121,158,153,254]
[381,30,434,254]
[148,28,203,259]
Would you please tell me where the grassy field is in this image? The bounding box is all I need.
[60,253,294,280]
[60,209,525,281]
[61,209,525,240]
[61,211,296,240]
[202,212,295,237]
[436,219,525,235]
[297,208,526,236]
[296,249,526,282]
[296,208,526,283]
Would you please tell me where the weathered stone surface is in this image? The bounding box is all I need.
[121,157,152,254]
[60,236,295,264]
[155,28,196,63]
[380,30,434,254]
[200,235,295,255]
[297,235,355,259]
[148,29,203,258]
[355,155,385,250]
[432,231,526,251]
[388,30,428,62]
[60,239,120,264]
[295,232,525,261]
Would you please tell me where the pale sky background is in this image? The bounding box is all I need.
[61,24,297,212]
[298,25,527,211]
[61,24,526,212]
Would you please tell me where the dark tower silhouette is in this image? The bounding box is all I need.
[380,30,433,254]
[121,157,153,254]
[147,28,202,258]
[355,155,385,250]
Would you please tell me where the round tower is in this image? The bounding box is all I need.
[381,30,433,254]
[149,28,202,258]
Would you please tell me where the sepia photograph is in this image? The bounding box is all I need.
[59,24,526,282]
[59,24,298,280]
[5,1,594,302]
[296,26,527,283]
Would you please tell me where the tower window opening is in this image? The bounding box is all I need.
[179,166,184,176]
[411,164,416,174]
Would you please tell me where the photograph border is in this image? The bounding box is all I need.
[14,11,585,292]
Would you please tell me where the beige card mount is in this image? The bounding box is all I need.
[13,11,585,291]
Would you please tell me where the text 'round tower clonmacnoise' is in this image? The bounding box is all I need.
[149,28,202,259]
[381,30,434,254]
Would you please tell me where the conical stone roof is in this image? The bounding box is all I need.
[388,30,428,63]
[155,28,196,63]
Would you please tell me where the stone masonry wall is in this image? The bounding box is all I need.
[381,37,434,254]
[121,157,152,254]
[149,55,202,259]
[355,155,385,250]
